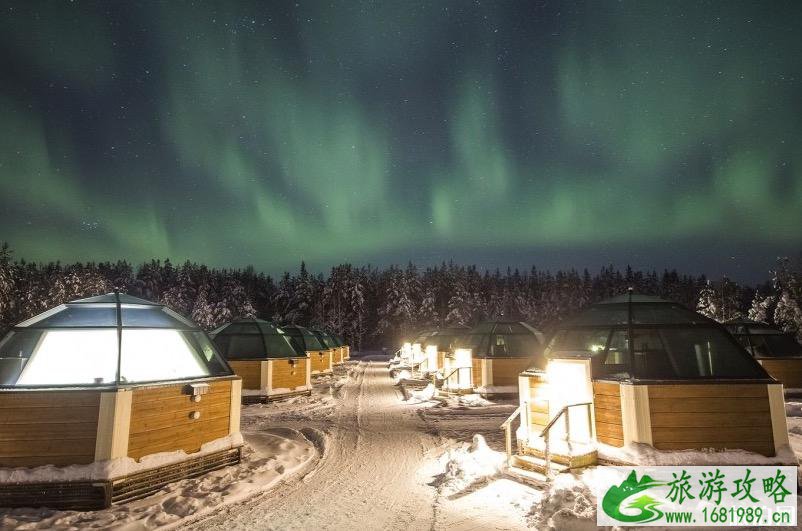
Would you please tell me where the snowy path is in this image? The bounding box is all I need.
[187,361,440,530]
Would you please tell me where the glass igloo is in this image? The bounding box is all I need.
[0,293,231,387]
[211,318,298,359]
[281,325,325,354]
[724,317,802,359]
[545,294,769,380]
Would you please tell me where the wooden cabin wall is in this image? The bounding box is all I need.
[228,361,262,390]
[526,375,549,431]
[647,384,774,456]
[472,359,484,388]
[489,358,535,386]
[333,348,344,364]
[0,391,100,467]
[128,380,232,460]
[271,358,308,390]
[758,359,802,388]
[593,381,624,447]
[310,350,332,374]
[437,351,447,371]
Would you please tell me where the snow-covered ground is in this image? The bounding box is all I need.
[4,357,802,530]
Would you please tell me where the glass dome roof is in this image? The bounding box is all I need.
[424,326,469,350]
[211,318,301,360]
[281,325,325,353]
[545,294,771,381]
[0,293,231,388]
[724,318,802,359]
[455,321,545,361]
[310,329,338,349]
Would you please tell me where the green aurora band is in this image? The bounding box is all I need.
[0,1,800,277]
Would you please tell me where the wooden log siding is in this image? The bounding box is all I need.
[0,391,101,467]
[647,384,774,457]
[228,361,263,390]
[472,359,483,388]
[310,350,332,374]
[527,377,549,430]
[759,359,802,388]
[128,380,232,460]
[593,381,624,447]
[271,358,308,390]
[437,351,447,371]
[490,358,535,387]
[333,348,344,364]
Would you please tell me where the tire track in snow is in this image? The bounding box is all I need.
[187,361,439,531]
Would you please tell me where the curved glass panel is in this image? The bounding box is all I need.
[750,334,802,358]
[26,306,118,328]
[16,329,118,385]
[563,303,707,327]
[120,330,210,383]
[263,334,299,357]
[489,333,541,358]
[121,307,192,328]
[214,334,265,359]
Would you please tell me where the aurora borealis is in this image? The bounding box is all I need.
[1,1,801,280]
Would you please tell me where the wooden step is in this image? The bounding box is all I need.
[518,439,598,469]
[502,462,549,486]
[512,453,568,475]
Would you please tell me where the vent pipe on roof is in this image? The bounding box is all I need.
[114,289,122,385]
[627,287,635,379]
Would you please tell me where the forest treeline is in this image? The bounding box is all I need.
[1,243,801,349]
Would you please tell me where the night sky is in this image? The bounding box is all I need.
[1,1,801,281]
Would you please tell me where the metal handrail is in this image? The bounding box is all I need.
[441,366,471,393]
[501,405,522,467]
[539,402,594,476]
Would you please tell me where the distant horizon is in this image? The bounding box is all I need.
[3,239,796,286]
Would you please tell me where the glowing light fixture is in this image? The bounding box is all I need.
[543,359,593,443]
[121,329,209,383]
[425,344,438,372]
[17,329,118,385]
[454,347,473,390]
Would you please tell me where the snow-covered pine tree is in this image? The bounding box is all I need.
[0,243,15,327]
[774,291,802,339]
[418,286,438,328]
[377,266,415,339]
[747,291,774,323]
[445,271,471,326]
[696,280,718,320]
[347,267,366,349]
[161,262,197,317]
[191,281,215,329]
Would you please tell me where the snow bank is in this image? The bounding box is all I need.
[600,441,798,466]
[0,430,316,530]
[527,468,613,531]
[0,433,244,484]
[434,434,505,496]
[407,383,436,402]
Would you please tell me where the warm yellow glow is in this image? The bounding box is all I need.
[454,348,473,389]
[120,329,209,383]
[411,343,424,364]
[17,329,118,385]
[401,342,412,363]
[425,345,438,371]
[454,348,472,369]
[543,359,593,443]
